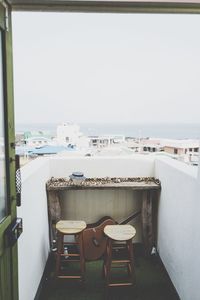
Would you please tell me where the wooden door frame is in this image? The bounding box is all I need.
[0,0,199,299]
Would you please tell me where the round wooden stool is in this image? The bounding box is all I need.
[55,220,86,282]
[103,224,136,288]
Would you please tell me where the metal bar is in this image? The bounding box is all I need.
[108,282,133,287]
[111,259,130,263]
[61,259,80,262]
[10,0,200,14]
[60,253,80,257]
[58,275,82,279]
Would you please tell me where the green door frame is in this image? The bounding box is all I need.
[10,0,200,14]
[0,2,18,300]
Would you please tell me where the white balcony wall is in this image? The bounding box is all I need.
[17,158,50,300]
[155,157,200,300]
[18,154,200,300]
[49,155,155,178]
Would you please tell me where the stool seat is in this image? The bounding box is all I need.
[104,224,136,241]
[56,220,86,234]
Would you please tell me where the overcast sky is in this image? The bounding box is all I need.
[12,12,200,125]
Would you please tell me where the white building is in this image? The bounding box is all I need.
[89,135,125,148]
[25,136,53,148]
[161,139,199,155]
[140,138,163,153]
[160,139,199,165]
[56,123,89,148]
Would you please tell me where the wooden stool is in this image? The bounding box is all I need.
[55,220,86,282]
[103,224,136,288]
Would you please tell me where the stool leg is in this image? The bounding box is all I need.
[126,241,131,277]
[105,238,112,287]
[79,231,85,282]
[102,238,109,279]
[56,232,63,277]
[102,253,106,278]
[127,239,135,284]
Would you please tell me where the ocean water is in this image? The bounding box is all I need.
[15,123,200,140]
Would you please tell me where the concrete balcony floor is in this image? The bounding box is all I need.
[39,247,180,300]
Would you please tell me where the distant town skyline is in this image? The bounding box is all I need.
[12,12,200,125]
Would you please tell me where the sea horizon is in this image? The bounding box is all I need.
[15,122,200,140]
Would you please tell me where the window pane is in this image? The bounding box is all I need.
[0,31,7,222]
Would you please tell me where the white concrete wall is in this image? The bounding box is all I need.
[155,157,200,300]
[17,158,50,300]
[19,154,200,300]
[49,155,155,178]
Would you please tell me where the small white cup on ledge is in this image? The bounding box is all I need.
[69,172,86,185]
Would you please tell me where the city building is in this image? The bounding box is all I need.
[140,138,163,153]
[25,136,53,147]
[56,123,89,148]
[162,139,199,155]
[89,135,125,148]
[162,139,199,165]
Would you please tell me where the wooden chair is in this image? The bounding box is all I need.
[103,224,136,288]
[55,220,86,282]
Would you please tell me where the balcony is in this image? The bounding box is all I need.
[17,154,199,300]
